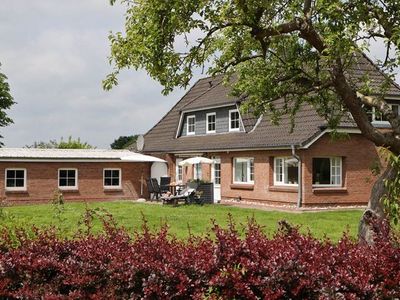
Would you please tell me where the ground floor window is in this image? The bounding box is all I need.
[312,157,342,186]
[58,169,78,189]
[176,158,183,183]
[193,163,202,180]
[5,168,26,190]
[103,168,121,188]
[233,158,254,183]
[274,157,298,186]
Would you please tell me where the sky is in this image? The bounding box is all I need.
[0,1,398,149]
[0,0,197,148]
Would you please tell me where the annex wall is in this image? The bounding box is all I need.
[0,162,150,204]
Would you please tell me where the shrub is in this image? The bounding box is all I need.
[0,212,399,299]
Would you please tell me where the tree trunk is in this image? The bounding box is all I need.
[358,165,397,244]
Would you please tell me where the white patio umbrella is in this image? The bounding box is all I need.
[178,156,214,167]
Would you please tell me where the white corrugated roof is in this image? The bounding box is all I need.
[0,148,166,163]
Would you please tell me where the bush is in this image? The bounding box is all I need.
[0,211,399,299]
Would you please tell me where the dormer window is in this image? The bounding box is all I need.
[187,115,196,135]
[365,104,400,123]
[206,112,216,133]
[229,109,240,131]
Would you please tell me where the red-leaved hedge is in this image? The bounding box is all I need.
[0,211,400,299]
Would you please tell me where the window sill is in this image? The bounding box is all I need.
[5,189,28,194]
[312,187,347,194]
[269,186,298,193]
[104,187,123,192]
[59,188,79,193]
[230,183,254,190]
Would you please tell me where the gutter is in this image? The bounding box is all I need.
[291,145,302,208]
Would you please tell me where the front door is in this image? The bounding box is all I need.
[212,157,221,202]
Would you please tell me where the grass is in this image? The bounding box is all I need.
[1,201,363,241]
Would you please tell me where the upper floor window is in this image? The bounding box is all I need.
[274,157,298,186]
[187,115,196,135]
[104,168,121,188]
[229,109,240,131]
[5,168,27,191]
[233,157,254,184]
[206,112,216,133]
[58,168,78,189]
[312,157,342,186]
[365,104,400,123]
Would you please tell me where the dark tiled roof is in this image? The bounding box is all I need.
[143,53,400,153]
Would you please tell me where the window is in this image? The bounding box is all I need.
[229,109,240,131]
[187,115,196,135]
[213,160,221,185]
[274,157,299,186]
[233,158,254,183]
[176,158,183,183]
[206,112,216,133]
[58,169,78,189]
[193,163,202,180]
[103,168,121,188]
[5,168,26,191]
[365,104,400,123]
[312,157,342,186]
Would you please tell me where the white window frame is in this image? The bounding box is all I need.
[206,112,216,134]
[103,168,122,189]
[186,115,196,135]
[368,104,400,125]
[58,168,78,190]
[176,158,183,183]
[193,163,202,180]
[312,157,343,187]
[233,157,254,184]
[5,168,27,191]
[273,157,299,187]
[229,109,240,132]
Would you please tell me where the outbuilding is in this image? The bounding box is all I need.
[0,148,165,204]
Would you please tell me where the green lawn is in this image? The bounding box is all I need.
[1,201,363,241]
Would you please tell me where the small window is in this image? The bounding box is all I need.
[233,158,254,184]
[214,163,221,185]
[229,109,240,131]
[58,169,78,189]
[5,168,27,191]
[206,112,216,133]
[187,115,196,135]
[365,104,400,123]
[312,157,342,186]
[104,168,121,188]
[274,157,299,186]
[176,158,183,183]
[193,163,202,180]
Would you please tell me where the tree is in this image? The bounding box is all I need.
[0,63,15,146]
[110,135,138,149]
[26,136,94,149]
[105,0,400,242]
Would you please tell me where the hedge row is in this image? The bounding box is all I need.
[0,213,399,299]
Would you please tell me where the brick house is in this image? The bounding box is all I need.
[0,148,164,204]
[142,54,400,207]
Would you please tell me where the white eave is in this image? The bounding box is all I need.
[0,148,166,163]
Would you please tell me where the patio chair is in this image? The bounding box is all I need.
[160,176,171,193]
[151,178,162,200]
[161,187,197,205]
[146,178,160,200]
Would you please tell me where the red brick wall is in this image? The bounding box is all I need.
[160,133,380,207]
[0,162,150,204]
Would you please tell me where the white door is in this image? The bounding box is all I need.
[212,157,221,202]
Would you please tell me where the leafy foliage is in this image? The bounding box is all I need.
[110,135,138,149]
[26,136,95,149]
[381,149,400,225]
[1,213,400,299]
[0,63,15,146]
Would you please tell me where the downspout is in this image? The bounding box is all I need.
[291,145,302,208]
